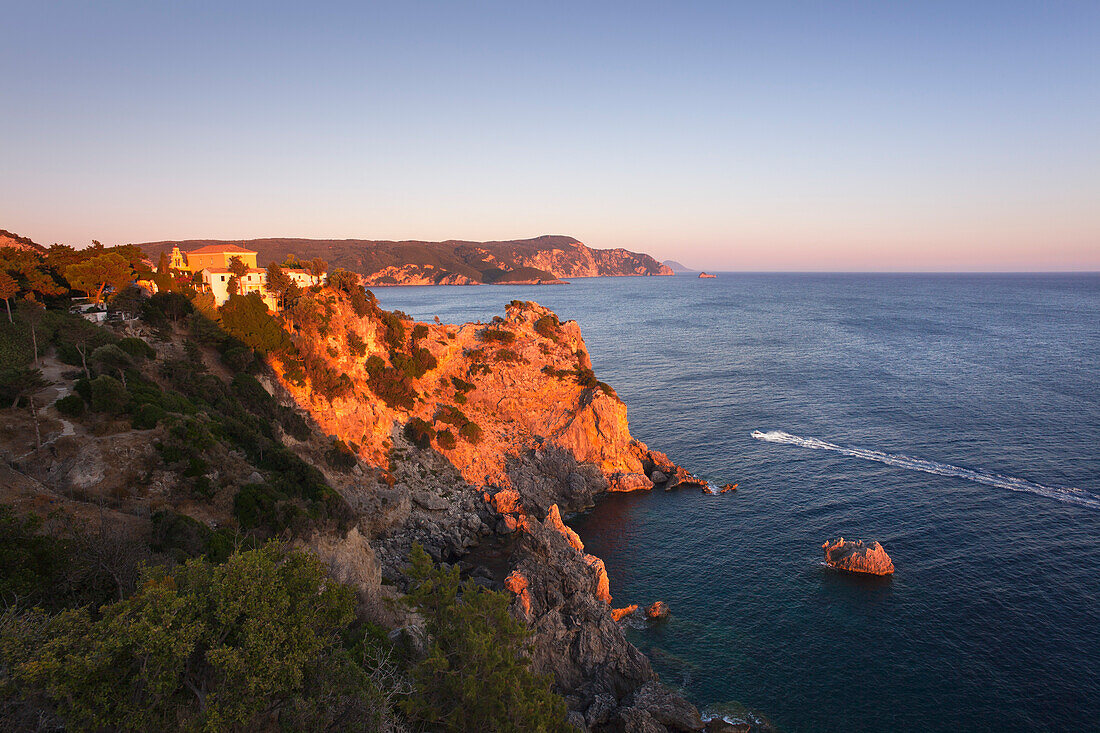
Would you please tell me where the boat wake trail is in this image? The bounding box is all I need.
[751,430,1100,509]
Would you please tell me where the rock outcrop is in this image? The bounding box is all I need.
[822,538,895,575]
[270,290,707,730]
[645,601,671,621]
[698,272,717,279]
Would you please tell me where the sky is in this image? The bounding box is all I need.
[1,1,1098,271]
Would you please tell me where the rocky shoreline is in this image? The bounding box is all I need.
[269,294,768,730]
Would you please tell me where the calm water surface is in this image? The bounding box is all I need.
[377,274,1100,732]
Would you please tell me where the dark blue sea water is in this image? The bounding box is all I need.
[377,274,1100,732]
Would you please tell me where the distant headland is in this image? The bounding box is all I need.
[137,235,672,286]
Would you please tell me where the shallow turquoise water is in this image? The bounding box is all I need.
[378,273,1100,732]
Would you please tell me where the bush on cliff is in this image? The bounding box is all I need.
[54,394,84,417]
[0,506,70,609]
[89,374,128,414]
[380,311,406,351]
[435,429,456,450]
[477,327,515,344]
[533,314,561,341]
[219,293,290,354]
[404,417,435,449]
[1,544,362,732]
[401,544,570,732]
[116,336,156,361]
[346,330,367,357]
[459,421,483,444]
[365,355,418,411]
[391,346,437,380]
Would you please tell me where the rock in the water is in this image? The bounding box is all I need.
[650,469,668,484]
[645,601,670,621]
[612,604,640,622]
[719,483,738,493]
[822,537,895,575]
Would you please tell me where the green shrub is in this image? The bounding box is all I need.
[222,345,255,372]
[380,311,406,351]
[149,510,240,563]
[131,403,165,430]
[478,328,515,344]
[234,483,295,531]
[145,291,193,322]
[89,374,128,414]
[219,293,290,354]
[3,544,358,732]
[366,365,418,411]
[534,314,561,341]
[451,376,475,394]
[326,440,358,472]
[302,352,353,401]
[0,505,71,608]
[231,374,276,418]
[436,429,456,450]
[402,544,570,732]
[495,348,522,362]
[434,404,469,427]
[412,324,429,340]
[116,336,156,360]
[346,331,367,357]
[404,417,435,448]
[575,367,598,390]
[391,346,437,379]
[73,377,92,402]
[458,421,483,445]
[278,407,312,441]
[55,394,85,417]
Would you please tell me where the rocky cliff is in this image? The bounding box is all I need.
[2,286,754,731]
[269,289,711,729]
[138,235,673,285]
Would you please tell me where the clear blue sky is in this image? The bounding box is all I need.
[2,1,1097,270]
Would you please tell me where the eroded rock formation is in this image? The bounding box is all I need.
[270,291,711,730]
[822,537,895,575]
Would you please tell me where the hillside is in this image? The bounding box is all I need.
[0,228,46,253]
[138,235,673,284]
[0,280,772,731]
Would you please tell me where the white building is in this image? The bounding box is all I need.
[201,267,318,309]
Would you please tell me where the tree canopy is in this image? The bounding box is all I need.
[63,252,133,304]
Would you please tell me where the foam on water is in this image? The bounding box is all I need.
[751,430,1100,509]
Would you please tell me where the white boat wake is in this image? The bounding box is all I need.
[751,430,1099,509]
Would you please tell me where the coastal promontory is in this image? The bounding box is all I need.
[138,235,673,286]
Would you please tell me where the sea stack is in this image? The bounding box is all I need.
[822,538,895,575]
[645,601,671,620]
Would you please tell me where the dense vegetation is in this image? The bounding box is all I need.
[1,515,569,732]
[0,235,575,731]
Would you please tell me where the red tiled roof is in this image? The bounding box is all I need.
[185,244,258,255]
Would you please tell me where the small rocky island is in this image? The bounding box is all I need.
[698,271,717,278]
[822,538,895,575]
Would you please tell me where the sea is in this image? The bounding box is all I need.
[375,273,1100,732]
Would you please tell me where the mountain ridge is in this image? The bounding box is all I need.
[137,235,673,284]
